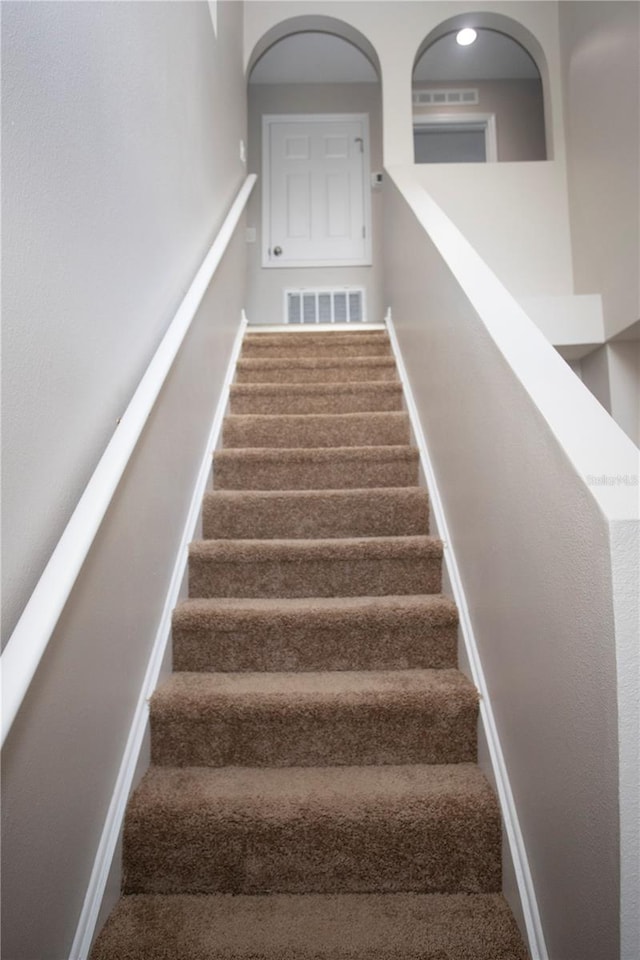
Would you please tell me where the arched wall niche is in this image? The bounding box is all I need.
[246,16,381,82]
[413,11,554,159]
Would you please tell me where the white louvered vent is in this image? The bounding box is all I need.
[285,288,366,324]
[413,88,479,107]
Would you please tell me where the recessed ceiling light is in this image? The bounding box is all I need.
[456,28,477,46]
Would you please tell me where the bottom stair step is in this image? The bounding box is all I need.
[123,763,501,896]
[91,891,530,959]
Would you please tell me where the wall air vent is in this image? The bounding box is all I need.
[413,88,479,107]
[285,288,366,324]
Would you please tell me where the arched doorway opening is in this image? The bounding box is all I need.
[245,20,383,324]
[412,15,549,164]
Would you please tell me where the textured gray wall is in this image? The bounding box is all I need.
[1,2,248,957]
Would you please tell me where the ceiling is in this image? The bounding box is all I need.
[249,33,378,84]
[414,30,540,82]
[249,29,540,85]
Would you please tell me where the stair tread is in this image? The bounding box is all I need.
[230,379,402,393]
[241,335,392,358]
[130,761,494,810]
[235,356,399,384]
[152,668,477,708]
[204,486,427,503]
[224,411,407,424]
[229,382,404,414]
[174,593,457,619]
[222,412,410,449]
[189,535,442,561]
[237,357,397,369]
[215,444,418,463]
[91,891,529,960]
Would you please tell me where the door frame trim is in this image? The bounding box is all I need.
[413,112,498,163]
[261,113,373,269]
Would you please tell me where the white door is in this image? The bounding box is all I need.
[263,114,371,268]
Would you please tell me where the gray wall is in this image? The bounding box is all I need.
[559,1,640,446]
[1,0,246,647]
[1,2,248,957]
[559,0,640,339]
[245,82,384,324]
[413,79,546,162]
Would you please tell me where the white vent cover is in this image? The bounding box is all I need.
[285,288,366,324]
[413,88,479,106]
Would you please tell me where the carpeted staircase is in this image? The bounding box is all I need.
[91,328,530,959]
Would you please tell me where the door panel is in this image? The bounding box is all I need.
[265,117,370,267]
[286,175,311,238]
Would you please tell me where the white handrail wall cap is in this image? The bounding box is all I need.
[385,165,639,524]
[0,175,257,749]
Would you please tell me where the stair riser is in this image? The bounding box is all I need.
[172,609,458,673]
[151,700,477,767]
[229,384,404,415]
[235,362,398,383]
[214,452,419,491]
[222,413,410,449]
[203,491,429,540]
[189,555,442,599]
[123,803,501,896]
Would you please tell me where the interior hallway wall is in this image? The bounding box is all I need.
[413,79,546,162]
[245,82,383,324]
[559,0,640,340]
[1,2,248,957]
[1,0,247,649]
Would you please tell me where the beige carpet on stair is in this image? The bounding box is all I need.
[91,327,530,960]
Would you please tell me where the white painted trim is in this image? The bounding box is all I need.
[385,309,549,960]
[0,176,257,748]
[247,323,386,333]
[262,113,372,268]
[413,113,498,163]
[69,312,248,960]
[207,0,217,37]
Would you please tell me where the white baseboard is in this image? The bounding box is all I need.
[246,322,386,333]
[385,310,549,960]
[69,312,248,960]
